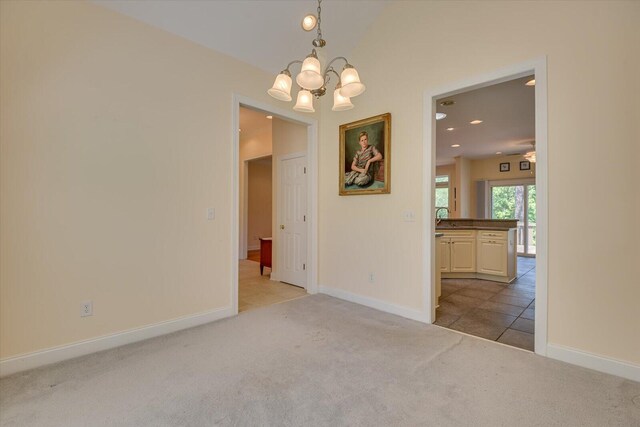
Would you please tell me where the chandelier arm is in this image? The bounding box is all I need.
[322,57,349,76]
[324,68,341,85]
[283,60,304,73]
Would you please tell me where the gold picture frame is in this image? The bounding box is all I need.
[339,113,391,196]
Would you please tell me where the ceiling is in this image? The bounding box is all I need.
[436,76,535,166]
[92,0,391,75]
[91,1,533,163]
[239,106,272,136]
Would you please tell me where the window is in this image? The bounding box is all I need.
[435,175,449,218]
[490,179,536,256]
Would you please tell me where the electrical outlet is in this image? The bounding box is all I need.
[369,272,375,283]
[81,300,93,317]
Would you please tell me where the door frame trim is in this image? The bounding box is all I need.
[231,94,319,315]
[422,57,549,356]
[276,151,307,287]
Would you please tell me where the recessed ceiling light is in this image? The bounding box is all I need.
[446,127,454,131]
[301,14,317,31]
[469,119,483,125]
[238,129,242,132]
[440,100,455,106]
[435,113,447,120]
[496,151,502,155]
[266,115,273,119]
[525,79,536,86]
[451,144,461,148]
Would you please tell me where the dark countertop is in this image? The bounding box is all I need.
[436,218,517,231]
[437,226,514,231]
[435,233,444,238]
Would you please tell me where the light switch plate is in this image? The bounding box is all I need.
[402,210,416,222]
[207,207,215,220]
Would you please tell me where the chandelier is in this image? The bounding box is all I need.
[524,142,536,163]
[267,0,365,112]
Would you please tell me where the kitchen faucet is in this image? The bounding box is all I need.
[435,207,450,226]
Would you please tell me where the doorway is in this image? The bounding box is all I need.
[232,95,318,315]
[423,58,548,355]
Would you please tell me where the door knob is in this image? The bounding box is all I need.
[280,225,285,230]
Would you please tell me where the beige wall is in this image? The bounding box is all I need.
[1,0,639,370]
[0,1,281,359]
[454,157,472,218]
[247,158,272,249]
[319,1,640,364]
[271,118,308,278]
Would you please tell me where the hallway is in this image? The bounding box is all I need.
[238,258,307,312]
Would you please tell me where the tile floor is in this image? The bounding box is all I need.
[435,257,536,351]
[238,258,307,312]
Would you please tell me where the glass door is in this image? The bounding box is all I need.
[490,181,536,256]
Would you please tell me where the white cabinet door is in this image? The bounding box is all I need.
[477,238,507,276]
[439,238,451,273]
[450,237,476,272]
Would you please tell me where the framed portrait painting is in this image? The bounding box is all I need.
[339,113,391,195]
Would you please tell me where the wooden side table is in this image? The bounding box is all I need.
[259,237,272,275]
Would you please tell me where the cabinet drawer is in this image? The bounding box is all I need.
[478,230,507,240]
[439,229,476,238]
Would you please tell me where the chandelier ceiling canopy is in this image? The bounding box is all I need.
[267,0,365,113]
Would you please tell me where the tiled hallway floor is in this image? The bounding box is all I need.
[435,257,536,351]
[238,259,307,312]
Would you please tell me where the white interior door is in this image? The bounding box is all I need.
[278,154,307,287]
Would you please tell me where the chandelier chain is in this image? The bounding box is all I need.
[316,0,322,41]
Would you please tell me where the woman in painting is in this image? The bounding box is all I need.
[344,131,383,187]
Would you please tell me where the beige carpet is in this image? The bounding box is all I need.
[1,295,639,426]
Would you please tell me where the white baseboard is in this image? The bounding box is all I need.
[247,244,259,251]
[547,343,640,382]
[0,306,234,378]
[319,285,428,323]
[318,286,640,382]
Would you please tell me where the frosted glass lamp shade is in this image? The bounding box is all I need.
[296,56,324,90]
[267,73,292,101]
[332,88,353,111]
[339,67,365,97]
[293,90,315,113]
[524,151,536,163]
[301,14,317,31]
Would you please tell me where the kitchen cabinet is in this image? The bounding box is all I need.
[439,230,476,273]
[450,237,476,272]
[435,235,443,309]
[477,238,507,276]
[439,238,451,273]
[438,228,516,283]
